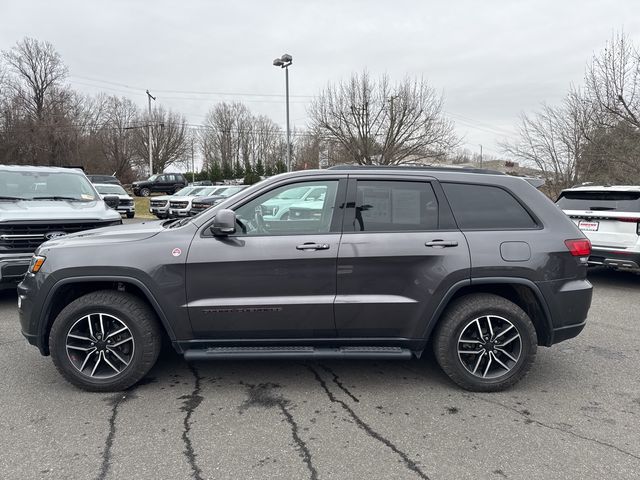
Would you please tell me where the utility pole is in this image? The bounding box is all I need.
[479,144,483,168]
[146,90,156,175]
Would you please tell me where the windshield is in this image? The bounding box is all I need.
[95,184,127,195]
[556,191,640,212]
[175,186,203,196]
[274,186,309,200]
[0,169,98,201]
[221,186,245,197]
[197,186,218,196]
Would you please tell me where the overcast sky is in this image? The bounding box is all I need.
[2,0,640,160]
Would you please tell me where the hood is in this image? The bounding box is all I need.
[38,219,166,250]
[151,195,173,201]
[99,194,132,200]
[193,194,225,204]
[0,199,121,223]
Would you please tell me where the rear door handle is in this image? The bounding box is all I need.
[425,239,459,248]
[296,242,330,251]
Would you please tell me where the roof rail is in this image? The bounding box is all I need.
[327,164,505,175]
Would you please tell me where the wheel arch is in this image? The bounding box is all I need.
[426,278,553,347]
[39,276,177,355]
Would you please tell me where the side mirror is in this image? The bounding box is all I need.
[210,209,236,236]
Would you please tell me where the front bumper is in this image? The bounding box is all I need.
[116,206,135,214]
[17,274,43,351]
[588,247,640,271]
[168,208,190,218]
[0,253,32,285]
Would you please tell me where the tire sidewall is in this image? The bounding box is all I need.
[441,301,536,390]
[50,302,149,390]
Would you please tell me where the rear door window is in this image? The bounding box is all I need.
[442,183,537,230]
[556,191,640,212]
[351,180,439,232]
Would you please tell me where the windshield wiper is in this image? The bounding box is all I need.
[0,195,25,200]
[31,196,88,201]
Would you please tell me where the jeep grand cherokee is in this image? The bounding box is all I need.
[17,166,592,392]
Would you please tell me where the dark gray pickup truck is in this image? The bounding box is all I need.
[18,166,592,392]
[1,165,122,289]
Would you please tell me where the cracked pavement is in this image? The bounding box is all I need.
[1,268,639,480]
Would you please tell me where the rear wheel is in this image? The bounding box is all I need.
[49,291,162,392]
[433,293,537,392]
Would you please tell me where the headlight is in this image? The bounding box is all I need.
[28,255,46,274]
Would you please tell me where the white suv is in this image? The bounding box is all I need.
[556,185,640,271]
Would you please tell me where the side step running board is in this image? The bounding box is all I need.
[183,346,412,361]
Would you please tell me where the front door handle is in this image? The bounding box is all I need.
[296,242,330,251]
[425,239,459,248]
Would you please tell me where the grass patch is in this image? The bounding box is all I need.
[133,196,155,219]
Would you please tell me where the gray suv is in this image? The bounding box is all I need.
[17,166,593,392]
[1,165,122,290]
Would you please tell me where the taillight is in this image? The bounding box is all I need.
[565,239,591,257]
[617,217,640,222]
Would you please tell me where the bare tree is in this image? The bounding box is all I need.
[3,37,68,121]
[586,31,640,130]
[98,96,139,177]
[131,106,190,174]
[200,102,285,175]
[501,90,594,197]
[308,71,458,165]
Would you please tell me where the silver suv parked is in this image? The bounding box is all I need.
[1,165,122,289]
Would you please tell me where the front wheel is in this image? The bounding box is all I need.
[49,291,162,392]
[433,293,537,392]
[140,188,151,197]
[126,212,135,219]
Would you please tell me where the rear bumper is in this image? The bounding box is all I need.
[537,278,592,345]
[552,320,587,344]
[588,247,640,270]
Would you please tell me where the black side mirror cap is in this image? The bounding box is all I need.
[210,209,236,236]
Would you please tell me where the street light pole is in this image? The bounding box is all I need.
[285,66,291,172]
[273,54,293,171]
[146,90,156,175]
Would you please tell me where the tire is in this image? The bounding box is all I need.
[140,188,151,197]
[126,212,135,219]
[433,293,537,392]
[49,290,162,392]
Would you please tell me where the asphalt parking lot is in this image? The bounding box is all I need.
[1,254,639,479]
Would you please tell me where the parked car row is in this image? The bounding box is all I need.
[150,185,248,218]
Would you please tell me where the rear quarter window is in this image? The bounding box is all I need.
[442,182,538,230]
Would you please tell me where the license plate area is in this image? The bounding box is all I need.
[578,220,599,231]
